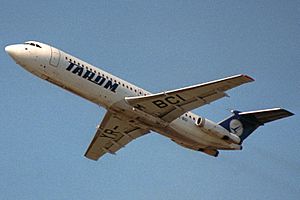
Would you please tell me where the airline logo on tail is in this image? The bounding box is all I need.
[229,119,243,136]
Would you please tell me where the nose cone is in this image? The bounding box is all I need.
[5,45,15,55]
[5,44,29,63]
[5,45,19,60]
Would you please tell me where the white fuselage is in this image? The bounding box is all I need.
[5,41,238,152]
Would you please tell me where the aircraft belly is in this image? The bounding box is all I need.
[166,118,232,150]
[104,101,236,151]
[42,66,106,106]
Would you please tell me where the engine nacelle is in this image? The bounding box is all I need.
[196,117,241,144]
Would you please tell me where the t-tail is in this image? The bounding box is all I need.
[218,108,294,143]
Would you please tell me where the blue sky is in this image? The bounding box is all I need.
[1,1,299,199]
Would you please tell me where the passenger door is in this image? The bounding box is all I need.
[49,47,60,67]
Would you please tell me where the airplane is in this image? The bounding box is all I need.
[5,41,294,160]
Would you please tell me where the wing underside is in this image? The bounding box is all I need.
[85,111,150,160]
[126,74,254,122]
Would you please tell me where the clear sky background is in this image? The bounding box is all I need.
[1,1,299,199]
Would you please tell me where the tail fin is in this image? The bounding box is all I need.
[218,108,294,143]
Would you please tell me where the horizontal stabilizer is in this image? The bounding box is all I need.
[238,108,294,125]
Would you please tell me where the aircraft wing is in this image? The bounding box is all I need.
[125,74,254,122]
[85,111,150,160]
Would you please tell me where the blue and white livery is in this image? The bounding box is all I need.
[5,41,294,160]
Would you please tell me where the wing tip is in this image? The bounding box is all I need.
[241,74,255,82]
[281,109,295,117]
[84,153,99,161]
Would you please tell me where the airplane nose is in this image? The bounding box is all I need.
[5,45,14,55]
[5,45,18,59]
[5,44,23,61]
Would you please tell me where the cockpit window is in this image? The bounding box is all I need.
[24,42,42,48]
